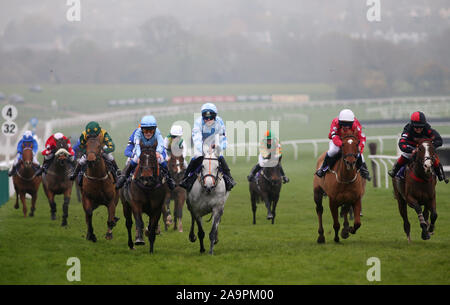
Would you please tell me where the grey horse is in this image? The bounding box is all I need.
[186,143,229,255]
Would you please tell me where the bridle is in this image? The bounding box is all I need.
[331,134,360,184]
[201,156,220,191]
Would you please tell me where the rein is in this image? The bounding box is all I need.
[17,170,37,181]
[329,169,359,184]
[84,172,110,181]
[201,157,220,190]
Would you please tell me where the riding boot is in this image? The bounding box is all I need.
[180,157,203,190]
[8,163,18,177]
[160,163,176,190]
[36,157,52,176]
[356,155,371,181]
[69,163,82,181]
[219,156,236,191]
[316,154,334,178]
[278,163,289,183]
[247,164,262,182]
[388,161,403,178]
[435,163,449,184]
[116,162,136,189]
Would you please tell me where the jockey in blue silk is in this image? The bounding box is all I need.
[179,103,236,191]
[115,115,175,190]
[8,130,41,176]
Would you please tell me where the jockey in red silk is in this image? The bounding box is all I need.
[388,111,447,183]
[36,132,75,176]
[315,109,371,180]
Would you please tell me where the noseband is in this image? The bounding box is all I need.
[201,157,220,191]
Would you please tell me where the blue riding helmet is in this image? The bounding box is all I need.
[201,103,217,115]
[22,130,34,142]
[140,115,157,128]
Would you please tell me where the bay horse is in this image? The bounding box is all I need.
[120,143,168,253]
[12,142,41,217]
[162,154,186,232]
[187,144,229,255]
[313,130,366,243]
[249,157,283,225]
[81,136,119,242]
[392,138,438,242]
[42,137,74,225]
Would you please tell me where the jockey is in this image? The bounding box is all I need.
[179,103,236,191]
[8,130,41,176]
[164,124,187,168]
[115,115,176,190]
[36,132,75,176]
[388,111,447,183]
[69,121,120,182]
[247,130,289,184]
[315,109,371,180]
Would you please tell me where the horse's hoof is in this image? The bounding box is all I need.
[135,239,145,246]
[105,232,113,240]
[51,213,56,221]
[266,214,273,220]
[317,236,325,244]
[87,234,97,243]
[61,220,67,227]
[189,235,197,243]
[334,237,340,243]
[29,212,34,217]
[341,230,349,239]
[200,248,205,253]
[421,232,430,240]
[14,204,19,209]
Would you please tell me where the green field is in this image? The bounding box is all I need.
[1,84,449,285]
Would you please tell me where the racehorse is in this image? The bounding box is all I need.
[392,138,438,242]
[12,142,41,217]
[163,154,186,232]
[81,136,119,242]
[249,158,282,225]
[186,144,229,255]
[42,137,74,225]
[120,143,168,253]
[313,129,365,243]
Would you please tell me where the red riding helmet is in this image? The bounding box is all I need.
[410,111,427,128]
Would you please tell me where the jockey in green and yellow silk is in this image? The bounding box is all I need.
[69,121,120,184]
[247,130,289,184]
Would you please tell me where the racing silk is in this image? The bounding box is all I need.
[133,127,165,158]
[79,128,115,154]
[164,135,186,159]
[124,128,138,158]
[328,117,366,153]
[17,137,38,157]
[192,116,227,156]
[42,134,75,156]
[259,138,282,159]
[398,123,442,154]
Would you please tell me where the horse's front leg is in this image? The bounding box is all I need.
[262,193,273,220]
[30,191,38,217]
[314,187,325,243]
[350,199,362,235]
[428,200,438,235]
[133,208,145,245]
[123,201,134,249]
[62,187,72,226]
[148,207,163,254]
[105,200,116,240]
[341,205,350,239]
[329,199,340,243]
[19,192,27,217]
[83,197,97,242]
[408,200,430,240]
[209,207,224,255]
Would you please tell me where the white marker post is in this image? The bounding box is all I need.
[2,105,18,164]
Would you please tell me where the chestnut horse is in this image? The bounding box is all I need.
[81,136,119,242]
[12,142,41,217]
[392,138,438,242]
[120,143,168,253]
[42,137,74,225]
[162,154,186,232]
[249,159,282,225]
[313,130,366,243]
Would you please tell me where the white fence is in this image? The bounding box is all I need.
[367,155,398,189]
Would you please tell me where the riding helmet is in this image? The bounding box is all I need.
[85,121,101,136]
[140,115,157,129]
[410,111,427,128]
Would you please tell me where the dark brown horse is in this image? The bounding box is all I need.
[81,136,119,242]
[120,143,168,253]
[12,142,41,217]
[313,130,366,243]
[162,154,186,232]
[393,138,438,242]
[249,159,282,225]
[42,137,74,225]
